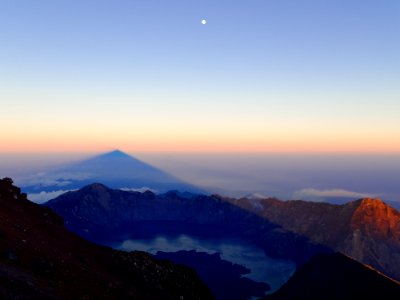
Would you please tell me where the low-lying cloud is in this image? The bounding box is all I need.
[119,187,158,193]
[28,189,76,204]
[293,188,374,202]
[18,171,94,188]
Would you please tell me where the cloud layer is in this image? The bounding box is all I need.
[119,187,158,193]
[28,189,76,204]
[293,188,374,202]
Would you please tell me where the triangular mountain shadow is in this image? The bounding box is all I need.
[20,150,203,200]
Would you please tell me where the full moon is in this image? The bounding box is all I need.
[201,19,207,25]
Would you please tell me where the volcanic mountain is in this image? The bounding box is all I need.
[264,252,400,300]
[46,184,335,299]
[230,196,400,281]
[46,183,330,266]
[47,184,400,283]
[19,150,201,202]
[0,178,212,299]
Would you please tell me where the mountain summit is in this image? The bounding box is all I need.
[101,149,131,158]
[20,150,201,202]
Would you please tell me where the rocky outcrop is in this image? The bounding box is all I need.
[0,178,213,299]
[231,197,400,280]
[264,252,400,300]
[343,199,400,280]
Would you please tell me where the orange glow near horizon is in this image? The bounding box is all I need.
[2,133,400,154]
[2,114,400,154]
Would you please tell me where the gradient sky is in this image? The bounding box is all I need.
[1,0,399,153]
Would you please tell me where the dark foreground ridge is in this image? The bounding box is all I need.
[0,178,213,299]
[264,252,400,300]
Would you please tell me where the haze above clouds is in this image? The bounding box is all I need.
[136,152,400,202]
[3,152,399,203]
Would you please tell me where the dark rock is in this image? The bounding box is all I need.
[264,252,400,300]
[0,178,213,299]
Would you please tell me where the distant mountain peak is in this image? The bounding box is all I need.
[99,149,132,159]
[357,197,386,206]
[351,197,400,240]
[82,183,109,191]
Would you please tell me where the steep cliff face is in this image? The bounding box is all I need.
[232,197,400,280]
[350,198,400,242]
[341,199,400,279]
[264,252,400,300]
[0,178,213,300]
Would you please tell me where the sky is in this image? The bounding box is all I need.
[1,0,400,153]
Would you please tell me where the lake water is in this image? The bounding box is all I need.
[119,234,295,293]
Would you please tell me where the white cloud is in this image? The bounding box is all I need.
[293,188,374,202]
[18,171,94,187]
[28,189,77,204]
[119,187,158,193]
[243,193,269,200]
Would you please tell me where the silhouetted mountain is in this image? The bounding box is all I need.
[46,183,330,266]
[20,150,201,202]
[0,178,213,299]
[264,252,400,300]
[231,196,400,281]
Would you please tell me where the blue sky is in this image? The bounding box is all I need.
[1,0,399,152]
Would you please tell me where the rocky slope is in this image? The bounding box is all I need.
[231,196,400,280]
[264,252,400,300]
[0,178,213,299]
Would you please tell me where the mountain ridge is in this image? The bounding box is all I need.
[46,183,331,264]
[231,196,400,280]
[46,183,400,281]
[45,183,400,297]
